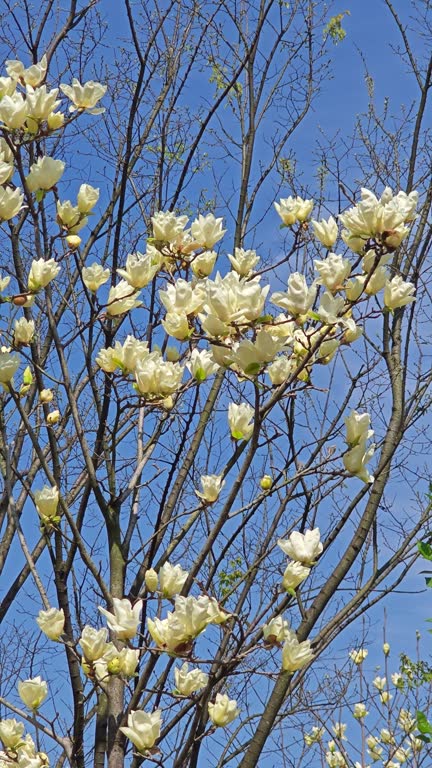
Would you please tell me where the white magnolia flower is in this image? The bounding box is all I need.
[281,630,314,672]
[274,195,314,226]
[79,626,109,661]
[190,213,226,248]
[151,211,189,242]
[282,561,311,591]
[384,275,415,310]
[135,353,183,398]
[98,598,142,640]
[34,486,60,524]
[345,410,373,447]
[262,616,290,644]
[228,402,254,440]
[117,248,162,289]
[36,607,65,641]
[120,709,162,753]
[77,184,99,213]
[277,528,323,565]
[174,663,208,695]
[314,252,351,291]
[271,272,317,316]
[312,215,338,247]
[195,474,225,503]
[26,156,65,192]
[18,677,48,710]
[28,258,60,291]
[158,562,188,598]
[60,79,107,113]
[0,186,24,220]
[0,718,26,748]
[228,247,259,276]
[82,263,110,292]
[0,351,20,383]
[208,693,239,727]
[186,348,219,381]
[349,648,368,664]
[343,439,375,483]
[106,280,141,316]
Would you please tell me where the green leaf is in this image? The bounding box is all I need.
[35,189,45,203]
[416,710,432,734]
[418,541,432,560]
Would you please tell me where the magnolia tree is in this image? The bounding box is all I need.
[0,2,431,768]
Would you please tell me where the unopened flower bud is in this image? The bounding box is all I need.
[145,568,158,592]
[66,234,82,249]
[383,642,390,656]
[260,475,272,490]
[47,409,60,424]
[40,388,53,403]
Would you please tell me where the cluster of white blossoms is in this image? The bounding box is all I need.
[0,719,49,768]
[258,529,322,674]
[303,647,424,768]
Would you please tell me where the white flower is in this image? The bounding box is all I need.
[384,275,415,310]
[262,616,290,644]
[57,200,84,232]
[13,318,35,346]
[0,92,27,128]
[174,663,208,695]
[186,348,219,381]
[18,677,48,710]
[277,528,323,565]
[162,311,191,340]
[34,486,59,524]
[190,213,226,248]
[26,156,65,192]
[228,247,259,276]
[151,211,189,242]
[158,562,188,598]
[230,330,284,375]
[36,607,65,641]
[82,263,110,292]
[77,184,99,213]
[96,336,149,374]
[201,272,269,335]
[274,195,314,225]
[120,709,162,753]
[317,292,345,324]
[98,598,142,640]
[60,79,107,113]
[26,84,61,121]
[208,693,239,727]
[332,722,347,739]
[106,280,141,316]
[271,272,317,316]
[0,186,24,220]
[134,353,183,398]
[345,411,373,447]
[0,351,20,383]
[0,719,25,749]
[159,278,204,316]
[314,252,351,291]
[343,439,375,483]
[195,474,225,503]
[228,402,254,440]
[349,648,368,664]
[364,265,388,295]
[79,626,109,661]
[117,248,161,289]
[282,561,311,591]
[267,355,296,385]
[191,249,217,277]
[353,702,368,718]
[28,258,60,291]
[281,630,314,672]
[312,215,338,247]
[372,675,386,690]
